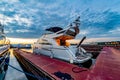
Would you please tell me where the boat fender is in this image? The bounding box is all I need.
[70,59,73,63]
[53,71,74,80]
[0,58,5,73]
[4,57,9,71]
[0,66,4,73]
[0,57,4,64]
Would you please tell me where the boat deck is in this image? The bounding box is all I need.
[14,47,120,80]
[14,49,89,80]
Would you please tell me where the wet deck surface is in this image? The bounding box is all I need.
[4,49,28,80]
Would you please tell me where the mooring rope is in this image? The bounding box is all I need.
[0,56,48,80]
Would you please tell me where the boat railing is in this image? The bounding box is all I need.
[65,47,76,63]
[49,45,54,58]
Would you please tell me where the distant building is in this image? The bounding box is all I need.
[97,41,120,46]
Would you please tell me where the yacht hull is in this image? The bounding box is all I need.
[33,44,91,63]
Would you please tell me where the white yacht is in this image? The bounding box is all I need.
[33,16,92,63]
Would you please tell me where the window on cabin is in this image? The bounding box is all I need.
[38,39,52,45]
[57,30,65,34]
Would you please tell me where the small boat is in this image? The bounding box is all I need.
[33,16,92,63]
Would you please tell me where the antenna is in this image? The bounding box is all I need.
[73,16,80,27]
[0,21,4,34]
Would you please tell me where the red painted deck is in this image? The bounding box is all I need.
[86,47,120,80]
[14,49,89,80]
[14,47,120,80]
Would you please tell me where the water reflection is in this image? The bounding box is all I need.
[9,49,14,57]
[4,49,28,80]
[0,71,5,80]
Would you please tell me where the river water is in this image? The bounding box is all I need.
[3,49,28,80]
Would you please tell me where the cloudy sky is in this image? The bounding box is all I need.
[0,0,120,42]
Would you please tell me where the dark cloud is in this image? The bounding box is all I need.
[79,9,120,38]
[0,0,120,39]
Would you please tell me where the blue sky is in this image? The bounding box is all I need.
[0,0,120,41]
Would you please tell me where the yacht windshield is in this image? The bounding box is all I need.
[45,27,63,33]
